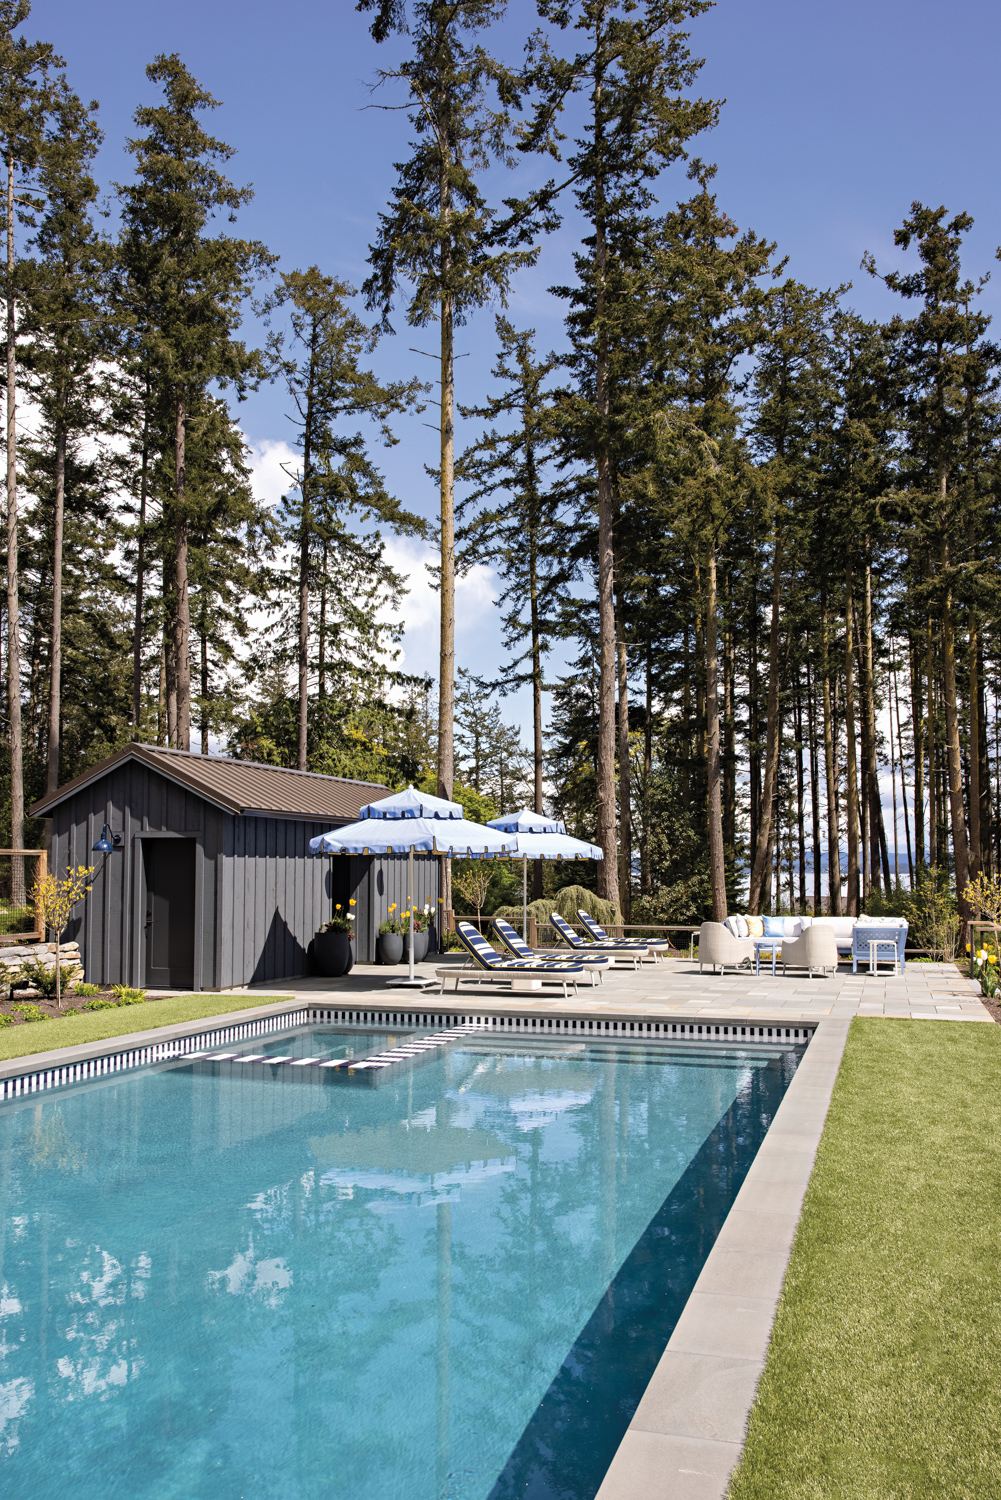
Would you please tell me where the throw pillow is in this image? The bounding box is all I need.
[746,915,764,938]
[762,915,784,937]
[723,916,739,939]
[784,918,803,939]
[736,915,750,938]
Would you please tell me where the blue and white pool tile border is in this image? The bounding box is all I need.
[0,1003,814,1103]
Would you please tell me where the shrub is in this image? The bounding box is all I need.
[904,870,960,961]
[17,958,82,1000]
[110,984,147,1005]
[73,983,100,997]
[83,997,118,1010]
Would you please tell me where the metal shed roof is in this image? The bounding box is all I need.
[29,743,393,823]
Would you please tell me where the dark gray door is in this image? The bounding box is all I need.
[144,840,195,988]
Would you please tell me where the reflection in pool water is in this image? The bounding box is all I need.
[0,1030,797,1499]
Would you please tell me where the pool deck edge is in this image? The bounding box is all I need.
[594,1016,852,1500]
[0,998,307,1080]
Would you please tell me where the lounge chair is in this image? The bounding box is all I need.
[780,925,838,978]
[437,922,584,997]
[698,921,754,974]
[492,917,608,985]
[548,912,646,967]
[577,910,668,961]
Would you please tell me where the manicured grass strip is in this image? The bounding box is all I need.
[0,993,292,1063]
[728,1019,1001,1500]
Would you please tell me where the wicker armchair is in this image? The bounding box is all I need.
[698,921,754,974]
[780,924,838,978]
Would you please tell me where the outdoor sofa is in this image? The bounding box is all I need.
[722,914,908,971]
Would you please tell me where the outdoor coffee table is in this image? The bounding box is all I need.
[868,939,900,976]
[753,938,781,976]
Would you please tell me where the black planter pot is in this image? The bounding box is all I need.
[402,928,429,964]
[377,932,404,966]
[313,930,355,977]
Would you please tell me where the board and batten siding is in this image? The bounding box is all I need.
[49,759,442,989]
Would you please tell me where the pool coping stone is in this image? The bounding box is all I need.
[0,997,310,1080]
[594,1014,852,1500]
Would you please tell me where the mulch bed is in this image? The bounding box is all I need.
[0,989,126,1023]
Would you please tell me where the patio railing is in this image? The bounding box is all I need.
[0,849,47,944]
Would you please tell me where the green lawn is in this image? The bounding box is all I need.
[0,992,292,1063]
[728,1018,1001,1500]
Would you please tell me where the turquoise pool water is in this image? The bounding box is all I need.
[0,1028,797,1499]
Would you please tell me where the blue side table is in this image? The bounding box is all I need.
[753,938,781,976]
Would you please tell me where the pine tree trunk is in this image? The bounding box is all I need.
[939,531,971,920]
[723,572,736,858]
[616,634,632,922]
[46,420,66,799]
[529,522,544,818]
[642,641,652,896]
[297,338,317,772]
[969,608,982,879]
[319,538,327,702]
[806,658,822,911]
[173,391,190,751]
[862,558,882,893]
[794,675,806,910]
[748,532,782,912]
[131,394,149,731]
[164,555,177,746]
[297,516,310,770]
[893,641,914,887]
[705,545,726,920]
[200,626,209,754]
[844,566,860,915]
[591,13,619,909]
[158,635,166,745]
[910,636,924,869]
[6,152,23,888]
[749,569,760,857]
[437,188,455,918]
[926,614,936,867]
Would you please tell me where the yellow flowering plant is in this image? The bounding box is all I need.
[32,864,94,1009]
[321,897,357,935]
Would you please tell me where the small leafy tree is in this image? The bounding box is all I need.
[32,863,92,1007]
[452,863,495,926]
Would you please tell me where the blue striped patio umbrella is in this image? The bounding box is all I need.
[310,786,513,988]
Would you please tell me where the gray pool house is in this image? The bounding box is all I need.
[30,744,439,990]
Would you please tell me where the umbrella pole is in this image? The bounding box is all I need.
[408,845,415,983]
[523,856,528,947]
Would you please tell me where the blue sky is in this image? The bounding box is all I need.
[30,0,1001,782]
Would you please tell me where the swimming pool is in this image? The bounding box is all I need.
[0,1025,800,1499]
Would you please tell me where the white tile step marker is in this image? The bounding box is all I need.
[207,1053,237,1060]
[233,1055,267,1062]
[264,1056,294,1064]
[290,1058,322,1066]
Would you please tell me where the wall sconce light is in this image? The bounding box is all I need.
[92,823,122,853]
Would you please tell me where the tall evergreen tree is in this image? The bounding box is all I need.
[359,0,542,881]
[263,266,423,770]
[22,76,107,798]
[0,0,57,863]
[526,0,717,904]
[116,53,273,751]
[866,204,1001,926]
[458,316,567,819]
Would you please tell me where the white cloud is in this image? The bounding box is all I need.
[380,535,499,679]
[248,438,298,509]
